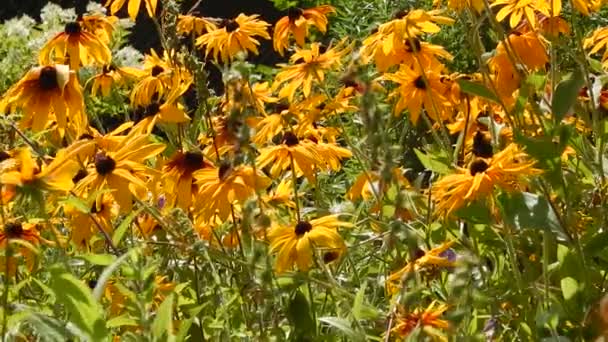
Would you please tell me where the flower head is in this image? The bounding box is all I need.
[273,5,335,56]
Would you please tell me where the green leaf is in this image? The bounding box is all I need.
[152,293,175,342]
[107,315,138,328]
[24,313,71,342]
[560,277,579,301]
[353,283,379,320]
[49,266,109,340]
[454,200,492,224]
[319,317,361,340]
[552,68,585,121]
[78,253,117,266]
[93,248,141,301]
[59,195,90,214]
[288,290,315,338]
[414,148,451,175]
[497,192,565,239]
[112,209,141,246]
[457,79,500,103]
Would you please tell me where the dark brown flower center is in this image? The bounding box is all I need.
[0,151,10,162]
[394,9,409,19]
[183,151,205,172]
[470,159,489,175]
[218,162,232,181]
[472,131,493,158]
[4,222,23,238]
[287,7,304,21]
[413,76,426,90]
[221,19,240,32]
[72,168,88,183]
[91,203,104,214]
[95,153,116,175]
[102,65,116,73]
[64,21,82,34]
[283,131,299,146]
[323,251,339,263]
[144,102,161,117]
[151,65,164,77]
[404,37,421,52]
[38,66,59,91]
[294,221,312,236]
[78,133,94,140]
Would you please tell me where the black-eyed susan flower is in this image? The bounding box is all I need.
[0,220,41,247]
[262,178,295,208]
[106,0,158,21]
[360,35,452,72]
[39,19,112,70]
[256,131,320,182]
[0,64,86,135]
[572,0,604,15]
[267,215,350,273]
[379,9,454,41]
[177,14,218,36]
[193,163,270,222]
[74,129,165,213]
[131,75,192,132]
[390,301,450,341]
[196,14,271,63]
[432,144,542,217]
[584,27,608,70]
[387,241,456,292]
[65,194,116,250]
[382,65,451,124]
[272,40,351,101]
[222,80,278,115]
[0,148,80,194]
[273,5,335,56]
[90,64,145,97]
[162,150,212,210]
[80,14,118,45]
[491,0,550,29]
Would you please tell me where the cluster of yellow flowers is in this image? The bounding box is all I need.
[1,0,608,339]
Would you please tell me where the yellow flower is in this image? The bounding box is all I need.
[222,80,278,115]
[0,64,86,135]
[378,9,454,41]
[177,14,218,36]
[387,241,456,292]
[196,14,271,63]
[390,301,450,341]
[273,5,335,56]
[0,220,41,248]
[0,148,80,194]
[262,178,295,208]
[256,132,321,182]
[162,150,212,210]
[584,27,608,70]
[432,143,542,217]
[272,40,351,101]
[491,0,550,29]
[361,34,452,72]
[193,163,270,223]
[65,194,116,250]
[90,64,145,97]
[80,14,118,45]
[572,0,605,15]
[382,65,451,124]
[267,215,350,273]
[106,0,158,21]
[132,74,192,133]
[74,129,165,213]
[39,19,112,70]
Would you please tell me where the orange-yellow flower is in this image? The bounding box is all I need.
[273,5,335,56]
[0,64,86,135]
[106,0,158,21]
[196,14,271,63]
[39,19,111,70]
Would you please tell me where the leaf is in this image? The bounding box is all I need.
[78,253,117,266]
[49,266,109,340]
[560,277,579,301]
[24,313,71,342]
[288,290,315,338]
[93,247,140,301]
[319,317,360,340]
[552,68,585,121]
[353,284,379,320]
[152,293,175,341]
[414,148,451,175]
[59,195,90,213]
[112,209,141,246]
[497,192,566,239]
[457,79,500,103]
[106,315,138,328]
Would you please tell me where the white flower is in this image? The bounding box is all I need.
[40,3,76,26]
[4,16,36,38]
[114,46,144,67]
[86,1,107,14]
